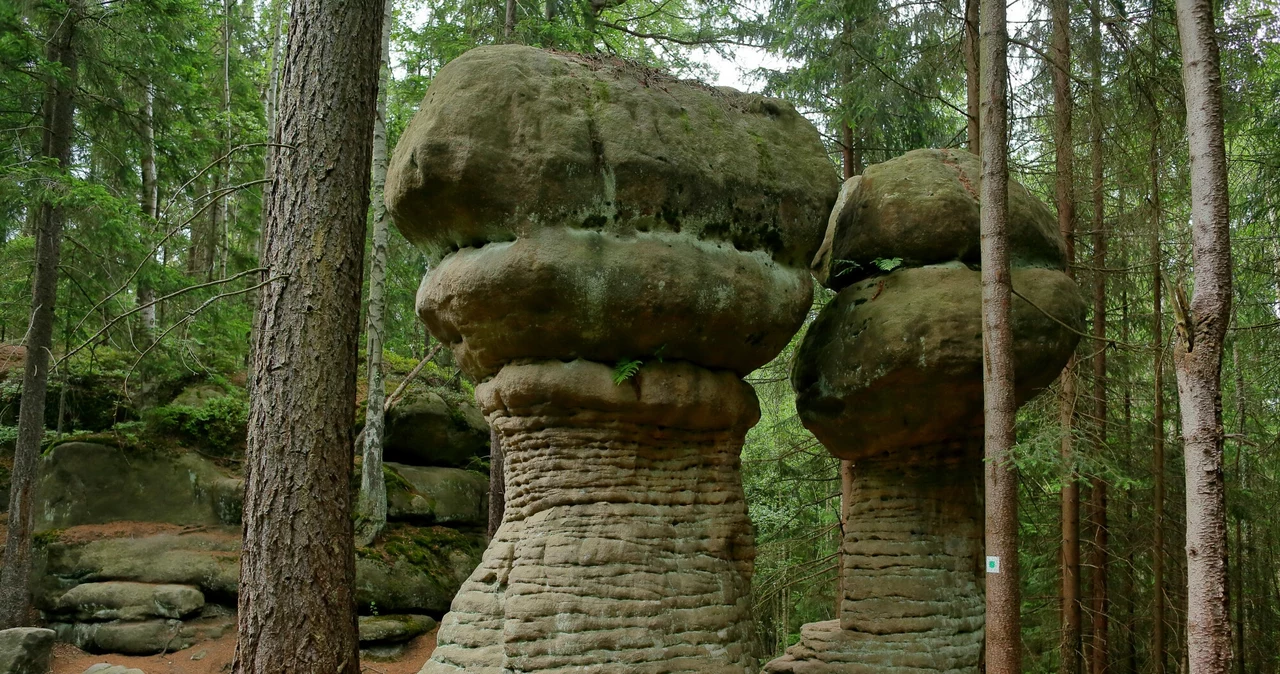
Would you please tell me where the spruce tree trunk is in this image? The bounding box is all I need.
[355,0,394,549]
[232,0,384,667]
[0,3,78,629]
[1050,0,1080,665]
[138,79,159,335]
[1173,0,1234,666]
[964,0,980,155]
[1150,122,1168,674]
[978,0,1020,666]
[1089,10,1109,667]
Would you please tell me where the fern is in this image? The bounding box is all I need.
[612,358,642,385]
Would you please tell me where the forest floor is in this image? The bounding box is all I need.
[50,628,438,674]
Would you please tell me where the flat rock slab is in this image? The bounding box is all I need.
[54,582,205,622]
[358,614,437,644]
[0,627,55,674]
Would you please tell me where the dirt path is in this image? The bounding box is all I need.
[51,628,437,674]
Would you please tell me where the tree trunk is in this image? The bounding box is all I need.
[1173,0,1234,665]
[1051,0,1080,664]
[1089,6,1109,668]
[505,0,516,37]
[1232,341,1245,674]
[138,78,159,335]
[964,0,980,155]
[355,0,394,549]
[836,458,854,617]
[979,0,1020,667]
[232,0,384,667]
[0,3,78,629]
[1151,121,1168,674]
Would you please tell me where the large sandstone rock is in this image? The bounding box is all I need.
[52,617,231,655]
[0,627,55,674]
[771,150,1082,674]
[356,526,486,614]
[52,582,204,622]
[382,391,489,468]
[41,529,242,599]
[389,45,836,674]
[358,614,437,645]
[34,443,240,530]
[812,148,1067,288]
[385,463,488,527]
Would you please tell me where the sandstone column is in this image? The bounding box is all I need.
[384,45,840,674]
[768,149,1084,674]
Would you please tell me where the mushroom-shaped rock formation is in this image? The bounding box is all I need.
[386,44,840,674]
[767,148,1084,674]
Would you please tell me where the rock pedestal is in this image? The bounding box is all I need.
[386,45,838,673]
[770,149,1084,674]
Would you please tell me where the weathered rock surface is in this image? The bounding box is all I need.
[52,582,204,622]
[812,148,1067,288]
[359,614,438,644]
[35,443,240,530]
[82,665,144,674]
[387,45,837,268]
[52,617,231,655]
[390,45,834,674]
[383,391,489,468]
[426,361,760,674]
[0,627,55,674]
[356,526,486,614]
[772,150,1082,674]
[792,263,1084,460]
[41,529,242,599]
[385,463,488,526]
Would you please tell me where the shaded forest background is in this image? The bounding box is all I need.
[2,0,1280,670]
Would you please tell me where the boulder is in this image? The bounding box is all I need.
[41,529,242,598]
[812,148,1067,288]
[791,263,1085,460]
[358,614,437,644]
[385,463,488,527]
[52,617,230,656]
[52,582,204,622]
[382,391,489,468]
[0,627,55,674]
[355,526,485,614]
[34,443,240,530]
[82,665,144,674]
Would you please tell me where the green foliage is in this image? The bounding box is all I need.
[147,393,248,455]
[611,358,643,384]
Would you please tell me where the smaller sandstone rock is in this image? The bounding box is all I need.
[0,627,55,674]
[54,582,204,622]
[355,526,485,614]
[383,391,489,468]
[42,529,241,597]
[82,665,144,674]
[385,463,487,526]
[358,614,437,644]
[55,620,194,655]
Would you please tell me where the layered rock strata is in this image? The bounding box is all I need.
[386,45,839,673]
[768,149,1083,674]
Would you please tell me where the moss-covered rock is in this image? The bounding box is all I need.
[383,390,488,468]
[355,525,486,615]
[385,463,488,527]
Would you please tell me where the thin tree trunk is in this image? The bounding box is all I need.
[355,0,394,549]
[836,458,853,616]
[504,0,516,37]
[1089,5,1109,669]
[1173,0,1234,666]
[0,2,78,629]
[964,0,980,155]
[978,0,1019,667]
[1051,0,1080,663]
[138,78,159,335]
[232,0,384,667]
[1151,121,1168,674]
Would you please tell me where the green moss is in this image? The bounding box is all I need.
[380,524,484,577]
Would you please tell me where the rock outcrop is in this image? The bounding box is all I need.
[387,44,839,673]
[768,149,1084,674]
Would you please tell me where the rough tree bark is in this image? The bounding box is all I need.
[1050,0,1080,663]
[231,0,384,668]
[964,0,980,155]
[979,0,1020,667]
[1173,0,1234,666]
[0,1,79,629]
[1089,4,1109,668]
[355,0,395,549]
[138,78,159,335]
